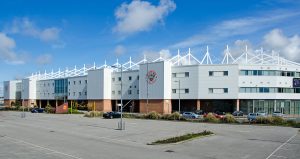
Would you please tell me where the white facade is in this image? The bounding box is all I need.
[3,46,300,114]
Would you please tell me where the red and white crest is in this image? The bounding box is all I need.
[146,70,158,84]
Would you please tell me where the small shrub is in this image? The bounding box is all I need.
[144,111,161,119]
[18,106,27,111]
[45,105,55,113]
[68,108,83,114]
[84,111,103,117]
[204,113,220,123]
[271,116,285,125]
[167,112,181,120]
[256,116,268,124]
[223,114,237,123]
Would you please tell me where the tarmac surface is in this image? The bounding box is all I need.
[0,111,299,159]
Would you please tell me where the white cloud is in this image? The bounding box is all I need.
[114,0,176,35]
[171,10,300,49]
[263,29,300,61]
[114,45,126,56]
[5,17,61,42]
[36,54,53,65]
[0,32,25,65]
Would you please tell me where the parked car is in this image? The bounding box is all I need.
[103,112,121,119]
[256,111,268,116]
[232,111,244,116]
[215,111,226,119]
[31,108,44,113]
[203,112,225,119]
[272,111,284,117]
[194,110,204,115]
[247,113,258,121]
[182,112,200,119]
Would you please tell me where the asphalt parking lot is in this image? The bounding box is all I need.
[0,111,299,159]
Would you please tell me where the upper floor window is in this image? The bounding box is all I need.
[112,78,115,82]
[73,81,76,85]
[118,77,121,81]
[172,89,176,93]
[185,72,189,77]
[128,90,132,95]
[129,76,132,81]
[185,89,189,93]
[85,80,88,84]
[79,80,81,84]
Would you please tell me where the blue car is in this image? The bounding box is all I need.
[182,112,200,119]
[31,108,44,113]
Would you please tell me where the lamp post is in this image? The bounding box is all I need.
[111,65,124,130]
[174,80,181,113]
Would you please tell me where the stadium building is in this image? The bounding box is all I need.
[3,46,300,115]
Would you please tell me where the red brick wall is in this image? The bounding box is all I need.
[88,100,112,112]
[139,99,172,114]
[56,103,68,114]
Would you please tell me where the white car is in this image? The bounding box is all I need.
[182,112,200,119]
[272,111,284,117]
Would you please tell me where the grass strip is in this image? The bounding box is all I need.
[148,130,213,145]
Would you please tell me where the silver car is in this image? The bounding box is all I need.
[272,111,284,117]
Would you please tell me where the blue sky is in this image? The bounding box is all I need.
[0,0,300,84]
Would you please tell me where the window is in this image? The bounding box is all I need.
[223,71,228,76]
[172,89,176,93]
[129,76,132,80]
[209,88,213,93]
[85,92,87,95]
[209,71,213,76]
[73,92,75,96]
[224,88,228,93]
[137,90,139,94]
[48,83,50,86]
[185,72,189,77]
[137,76,139,80]
[68,92,70,96]
[128,90,132,95]
[185,89,189,93]
[118,91,121,95]
[68,81,70,85]
[73,81,76,85]
[85,80,87,84]
[112,91,115,95]
[112,78,115,82]
[79,80,81,84]
[118,77,121,81]
[79,92,82,96]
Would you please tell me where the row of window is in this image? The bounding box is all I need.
[172,72,189,78]
[172,89,189,94]
[112,90,139,95]
[112,76,139,82]
[239,87,300,93]
[68,80,87,85]
[209,88,228,94]
[240,70,300,77]
[209,71,228,77]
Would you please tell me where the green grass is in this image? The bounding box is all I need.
[148,130,213,145]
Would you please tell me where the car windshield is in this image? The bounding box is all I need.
[273,111,281,113]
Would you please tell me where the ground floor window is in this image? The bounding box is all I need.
[240,99,300,116]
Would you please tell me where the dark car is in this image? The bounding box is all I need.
[31,108,44,113]
[103,112,121,119]
[232,111,244,116]
[194,110,204,115]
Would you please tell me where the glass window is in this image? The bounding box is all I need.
[209,71,213,76]
[240,70,246,76]
[85,92,87,95]
[253,70,258,75]
[185,89,189,93]
[79,80,81,84]
[73,92,75,96]
[239,87,246,93]
[224,88,228,93]
[79,92,82,96]
[118,91,121,94]
[246,88,251,93]
[223,71,228,76]
[112,78,115,82]
[73,81,76,85]
[263,87,269,93]
[172,73,176,77]
[85,80,87,84]
[137,90,139,94]
[258,70,262,76]
[259,87,264,93]
[185,72,189,77]
[251,88,257,93]
[112,91,115,95]
[172,89,176,93]
[137,76,139,80]
[129,76,132,80]
[208,88,213,93]
[118,77,121,81]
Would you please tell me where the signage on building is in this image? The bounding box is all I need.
[146,70,158,84]
[293,78,300,87]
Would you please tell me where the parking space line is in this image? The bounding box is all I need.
[265,133,297,159]
[3,136,83,159]
[271,155,288,158]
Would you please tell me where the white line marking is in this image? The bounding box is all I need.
[3,136,82,159]
[271,155,287,158]
[265,133,297,159]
